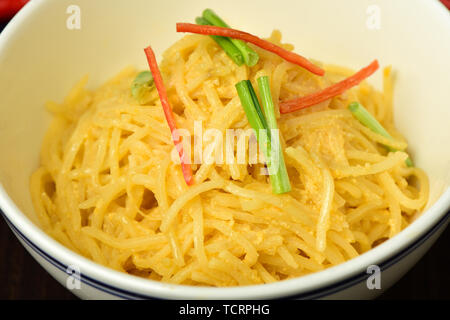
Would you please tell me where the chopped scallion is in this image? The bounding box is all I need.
[202,9,259,67]
[195,17,244,66]
[348,101,413,167]
[131,71,155,104]
[257,76,291,193]
[246,80,268,131]
[235,81,267,141]
[235,79,291,194]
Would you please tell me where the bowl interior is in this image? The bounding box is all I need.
[0,0,449,271]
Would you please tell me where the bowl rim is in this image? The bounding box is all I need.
[0,0,449,299]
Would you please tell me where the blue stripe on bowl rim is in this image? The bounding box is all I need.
[1,210,448,300]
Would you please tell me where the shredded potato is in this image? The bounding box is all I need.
[30,31,429,286]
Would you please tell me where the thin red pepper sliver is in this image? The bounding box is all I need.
[280,60,379,114]
[144,46,194,185]
[176,23,325,76]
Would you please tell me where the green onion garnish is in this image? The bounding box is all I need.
[202,9,259,67]
[195,17,244,66]
[246,80,268,131]
[131,71,155,104]
[348,101,413,167]
[257,76,291,193]
[235,81,268,142]
[235,79,291,194]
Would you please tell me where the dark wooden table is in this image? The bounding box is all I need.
[0,12,449,300]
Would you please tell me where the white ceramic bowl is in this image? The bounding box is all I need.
[0,0,449,300]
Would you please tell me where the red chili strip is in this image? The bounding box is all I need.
[280,60,379,114]
[144,46,194,185]
[176,23,325,76]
